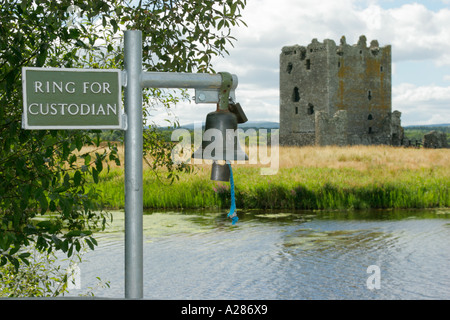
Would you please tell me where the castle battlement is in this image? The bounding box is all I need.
[279,35,402,146]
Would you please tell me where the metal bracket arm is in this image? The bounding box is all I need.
[140,71,238,104]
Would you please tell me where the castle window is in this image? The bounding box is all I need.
[367,90,372,100]
[287,63,293,74]
[295,107,298,114]
[368,127,373,134]
[293,87,300,102]
[360,50,363,54]
[306,59,311,70]
[300,50,306,60]
[380,66,384,72]
[368,114,373,120]
[307,103,314,115]
[338,61,341,68]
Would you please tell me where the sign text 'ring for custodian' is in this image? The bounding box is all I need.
[22,67,124,130]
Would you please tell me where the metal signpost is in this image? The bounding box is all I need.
[22,29,239,299]
[123,30,238,299]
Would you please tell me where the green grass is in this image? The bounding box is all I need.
[93,165,449,211]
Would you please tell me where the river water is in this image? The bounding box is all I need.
[64,209,450,299]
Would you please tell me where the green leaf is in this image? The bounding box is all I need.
[73,170,82,187]
[1,256,7,267]
[65,230,81,238]
[38,193,48,214]
[63,173,71,187]
[0,234,9,251]
[36,48,48,67]
[75,136,83,151]
[92,168,99,184]
[85,238,95,251]
[49,200,57,212]
[19,252,31,260]
[43,136,58,148]
[217,19,225,30]
[11,257,20,271]
[9,246,20,255]
[62,239,69,252]
[69,154,77,165]
[37,220,52,230]
[90,237,98,246]
[110,19,118,33]
[95,157,103,173]
[84,154,91,166]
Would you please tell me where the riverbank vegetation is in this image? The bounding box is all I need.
[91,145,449,211]
[0,0,248,296]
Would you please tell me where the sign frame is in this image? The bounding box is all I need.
[22,67,125,130]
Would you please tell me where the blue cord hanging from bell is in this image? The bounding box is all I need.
[227,161,239,225]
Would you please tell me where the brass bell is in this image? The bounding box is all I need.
[210,161,230,181]
[192,109,248,181]
[192,110,248,161]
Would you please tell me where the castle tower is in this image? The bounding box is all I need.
[279,35,395,146]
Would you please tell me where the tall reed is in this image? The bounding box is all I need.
[93,146,449,211]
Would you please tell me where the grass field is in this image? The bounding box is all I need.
[90,145,449,211]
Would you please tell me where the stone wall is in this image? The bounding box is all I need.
[279,40,329,146]
[390,110,404,146]
[279,35,400,147]
[423,131,449,148]
[332,36,392,138]
[315,110,348,146]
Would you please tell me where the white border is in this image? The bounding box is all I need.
[22,67,125,130]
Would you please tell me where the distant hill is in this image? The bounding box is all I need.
[173,123,448,135]
[179,121,279,130]
[404,123,449,130]
[404,124,449,134]
[172,122,448,131]
[239,121,279,129]
[403,124,449,142]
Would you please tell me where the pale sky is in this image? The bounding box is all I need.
[151,0,450,127]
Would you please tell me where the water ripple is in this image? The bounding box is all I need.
[65,210,450,299]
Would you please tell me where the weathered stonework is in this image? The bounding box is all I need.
[315,110,348,146]
[280,35,404,146]
[423,131,449,148]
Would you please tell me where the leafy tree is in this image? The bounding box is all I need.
[0,243,110,297]
[0,0,122,273]
[0,0,246,294]
[127,0,247,182]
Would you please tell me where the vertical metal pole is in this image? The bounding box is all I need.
[124,30,143,299]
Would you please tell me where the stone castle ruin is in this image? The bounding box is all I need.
[279,35,405,147]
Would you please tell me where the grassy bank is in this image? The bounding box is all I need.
[93,145,449,211]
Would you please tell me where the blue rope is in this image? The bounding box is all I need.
[227,162,238,225]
